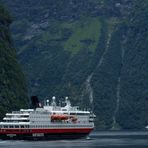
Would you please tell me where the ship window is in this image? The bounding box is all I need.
[21,125,24,128]
[15,125,19,128]
[62,109,67,111]
[76,113,89,115]
[10,125,13,128]
[22,115,29,117]
[70,113,76,115]
[89,121,93,122]
[22,120,29,122]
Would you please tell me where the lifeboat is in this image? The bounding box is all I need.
[51,114,77,122]
[51,114,69,121]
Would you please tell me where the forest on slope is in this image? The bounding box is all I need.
[0,3,28,119]
[2,0,148,129]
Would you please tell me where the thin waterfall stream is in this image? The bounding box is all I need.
[112,37,125,128]
[83,33,112,107]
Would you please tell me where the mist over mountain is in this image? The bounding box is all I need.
[0,3,28,119]
[2,0,148,129]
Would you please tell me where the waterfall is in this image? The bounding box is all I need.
[82,33,112,107]
[112,77,121,128]
[85,74,93,104]
[112,37,125,129]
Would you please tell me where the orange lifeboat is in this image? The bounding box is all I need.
[51,114,78,123]
[51,114,69,121]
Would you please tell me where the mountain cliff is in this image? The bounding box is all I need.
[0,3,28,118]
[2,0,148,129]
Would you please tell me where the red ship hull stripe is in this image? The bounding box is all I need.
[0,128,93,134]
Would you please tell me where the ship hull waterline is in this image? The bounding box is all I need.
[0,128,93,140]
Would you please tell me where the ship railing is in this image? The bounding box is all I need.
[29,124,94,128]
[12,111,32,114]
[3,117,29,120]
[12,111,22,113]
[31,111,51,115]
[49,124,93,127]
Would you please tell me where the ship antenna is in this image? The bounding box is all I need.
[46,99,49,106]
[51,96,56,107]
[59,98,62,107]
[65,96,71,106]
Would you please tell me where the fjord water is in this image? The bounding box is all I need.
[0,131,148,148]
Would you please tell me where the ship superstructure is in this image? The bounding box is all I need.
[0,97,95,140]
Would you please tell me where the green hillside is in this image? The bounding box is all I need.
[2,0,148,129]
[0,4,28,118]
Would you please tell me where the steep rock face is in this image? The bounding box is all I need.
[0,4,28,118]
[2,0,148,129]
[117,0,148,129]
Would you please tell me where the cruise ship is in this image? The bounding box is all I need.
[0,96,95,140]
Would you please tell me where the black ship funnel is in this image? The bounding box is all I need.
[31,96,40,109]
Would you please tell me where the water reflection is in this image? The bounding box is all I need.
[0,131,148,148]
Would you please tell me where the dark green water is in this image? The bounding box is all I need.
[0,131,148,148]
